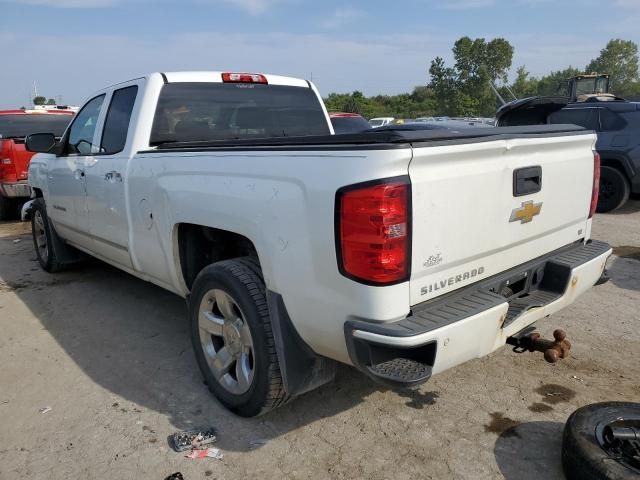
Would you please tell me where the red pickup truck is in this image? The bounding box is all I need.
[0,109,74,219]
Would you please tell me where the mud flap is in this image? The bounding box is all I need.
[266,291,336,396]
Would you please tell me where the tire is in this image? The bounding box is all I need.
[562,402,640,480]
[597,166,630,213]
[31,198,64,273]
[189,257,288,417]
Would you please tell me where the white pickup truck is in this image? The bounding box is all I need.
[24,71,611,417]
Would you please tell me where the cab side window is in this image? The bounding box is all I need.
[598,109,626,132]
[101,86,138,154]
[549,108,598,130]
[66,95,105,155]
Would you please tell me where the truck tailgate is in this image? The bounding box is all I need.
[409,132,596,306]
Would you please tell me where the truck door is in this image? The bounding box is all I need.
[47,94,106,249]
[83,83,139,269]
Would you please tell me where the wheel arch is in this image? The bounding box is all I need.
[175,223,265,291]
[598,151,634,181]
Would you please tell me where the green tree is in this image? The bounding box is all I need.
[428,37,514,116]
[343,91,365,114]
[511,66,539,98]
[586,39,639,95]
[33,96,46,105]
[46,98,56,105]
[428,56,458,115]
[535,67,582,96]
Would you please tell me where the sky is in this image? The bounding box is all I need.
[0,0,638,108]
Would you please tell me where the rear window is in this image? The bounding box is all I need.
[331,116,371,134]
[150,83,330,145]
[0,114,73,139]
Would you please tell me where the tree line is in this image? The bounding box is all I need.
[323,38,640,119]
[32,96,58,106]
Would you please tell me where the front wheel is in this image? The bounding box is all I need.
[31,198,63,273]
[189,258,288,417]
[597,166,630,213]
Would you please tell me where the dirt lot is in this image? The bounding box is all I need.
[1,201,639,480]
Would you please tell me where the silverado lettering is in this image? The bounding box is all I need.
[420,267,486,296]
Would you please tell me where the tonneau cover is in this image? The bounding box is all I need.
[145,124,587,151]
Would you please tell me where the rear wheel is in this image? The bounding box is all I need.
[189,258,288,417]
[597,166,630,213]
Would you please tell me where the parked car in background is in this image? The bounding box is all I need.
[0,108,74,220]
[414,117,435,123]
[497,96,640,212]
[329,112,371,134]
[24,70,610,417]
[369,117,394,128]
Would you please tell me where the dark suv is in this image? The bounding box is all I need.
[497,97,640,212]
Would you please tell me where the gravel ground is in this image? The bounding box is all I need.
[0,200,639,480]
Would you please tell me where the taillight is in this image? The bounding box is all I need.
[589,151,601,218]
[0,140,10,163]
[336,177,411,285]
[0,140,11,180]
[221,72,268,84]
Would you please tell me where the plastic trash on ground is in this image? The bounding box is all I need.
[171,428,217,452]
[185,447,223,460]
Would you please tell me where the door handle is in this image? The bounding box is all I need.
[513,166,542,197]
[73,169,85,180]
[104,171,122,183]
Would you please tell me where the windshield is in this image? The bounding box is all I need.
[0,114,73,139]
[369,119,384,127]
[150,83,330,145]
[574,77,609,97]
[331,116,371,134]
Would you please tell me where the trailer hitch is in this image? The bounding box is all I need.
[507,329,571,363]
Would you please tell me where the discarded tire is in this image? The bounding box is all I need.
[562,402,640,480]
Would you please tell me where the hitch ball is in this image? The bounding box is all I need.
[508,329,572,363]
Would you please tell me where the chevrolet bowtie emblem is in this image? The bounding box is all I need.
[510,200,542,224]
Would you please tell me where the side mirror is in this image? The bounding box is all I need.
[26,133,56,153]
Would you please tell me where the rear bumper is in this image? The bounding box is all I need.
[345,240,612,388]
[0,181,31,198]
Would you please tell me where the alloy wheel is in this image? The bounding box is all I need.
[34,210,49,263]
[198,289,255,395]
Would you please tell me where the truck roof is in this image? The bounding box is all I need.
[160,71,309,88]
[98,71,312,95]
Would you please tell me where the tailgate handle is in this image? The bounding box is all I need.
[513,166,542,197]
